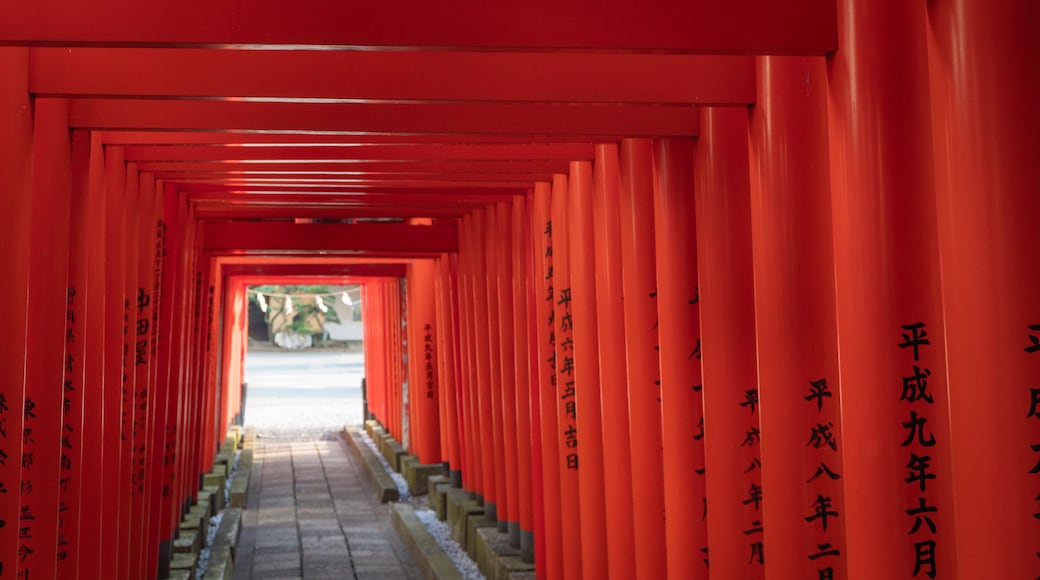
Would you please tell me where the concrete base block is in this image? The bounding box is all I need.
[467,512,498,558]
[211,507,243,563]
[389,503,461,580]
[475,526,522,579]
[165,570,192,580]
[508,521,521,549]
[446,488,484,547]
[214,452,231,478]
[343,426,399,503]
[229,474,249,508]
[381,437,407,472]
[364,420,380,439]
[404,460,443,495]
[202,469,226,490]
[484,501,498,524]
[179,512,204,536]
[169,551,199,579]
[520,529,535,564]
[202,485,224,514]
[427,475,451,521]
[201,546,233,580]
[503,569,536,580]
[173,530,200,554]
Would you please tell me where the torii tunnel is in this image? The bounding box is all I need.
[0,0,1037,578]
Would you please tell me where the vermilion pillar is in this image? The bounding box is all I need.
[530,181,563,579]
[495,201,520,537]
[79,133,110,580]
[693,107,762,577]
[749,56,847,579]
[550,173,583,580]
[652,138,707,578]
[472,211,496,508]
[828,1,957,577]
[153,185,184,578]
[131,166,155,580]
[407,258,440,464]
[457,218,483,496]
[485,204,508,526]
[928,1,1040,575]
[434,256,457,473]
[510,195,535,559]
[567,161,608,580]
[112,144,134,580]
[446,253,466,488]
[0,47,32,576]
[20,97,73,580]
[617,138,667,579]
[591,144,636,579]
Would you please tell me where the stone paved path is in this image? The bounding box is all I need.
[233,433,419,580]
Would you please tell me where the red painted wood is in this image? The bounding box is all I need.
[20,97,73,580]
[0,47,33,577]
[652,138,707,579]
[550,173,582,580]
[99,132,604,146]
[693,107,762,578]
[828,1,957,576]
[530,181,561,579]
[1,0,836,53]
[510,196,534,539]
[495,201,520,530]
[567,161,608,580]
[928,0,1040,574]
[201,222,458,253]
[617,139,667,579]
[66,98,699,136]
[137,160,573,175]
[590,144,636,579]
[31,48,755,104]
[122,144,595,162]
[75,132,109,580]
[748,56,847,579]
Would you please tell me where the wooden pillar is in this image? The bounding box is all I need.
[484,205,508,525]
[152,183,184,578]
[531,180,563,579]
[748,55,847,579]
[80,133,111,580]
[928,0,1040,575]
[693,107,762,577]
[19,97,73,580]
[407,259,440,464]
[550,173,583,580]
[0,47,32,577]
[828,0,958,576]
[567,161,608,580]
[473,211,497,508]
[652,138,707,578]
[458,217,484,497]
[511,195,535,559]
[618,138,667,579]
[591,144,636,579]
[496,201,521,538]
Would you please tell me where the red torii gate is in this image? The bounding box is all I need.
[0,1,1036,579]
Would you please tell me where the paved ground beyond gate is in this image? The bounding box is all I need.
[233,434,420,580]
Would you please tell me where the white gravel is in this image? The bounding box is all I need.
[414,507,484,579]
[359,431,484,579]
[360,431,410,499]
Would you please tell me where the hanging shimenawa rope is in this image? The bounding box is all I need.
[246,288,361,308]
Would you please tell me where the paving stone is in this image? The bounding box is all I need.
[232,435,419,580]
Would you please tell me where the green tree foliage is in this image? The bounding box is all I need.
[248,285,342,341]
